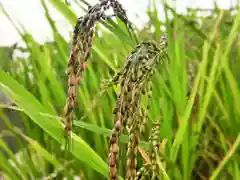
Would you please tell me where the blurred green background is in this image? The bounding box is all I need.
[0,0,240,179]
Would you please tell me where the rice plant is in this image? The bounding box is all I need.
[0,0,240,180]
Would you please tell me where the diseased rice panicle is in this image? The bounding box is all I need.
[63,0,135,144]
[106,35,168,180]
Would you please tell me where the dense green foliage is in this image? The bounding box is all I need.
[0,1,240,179]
